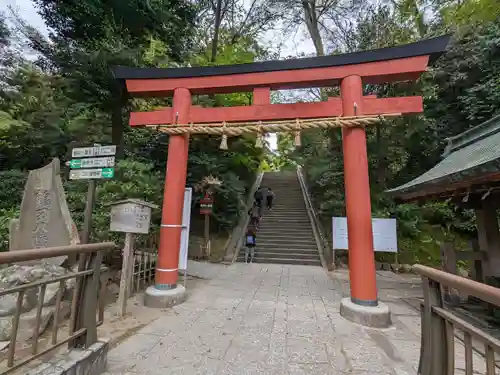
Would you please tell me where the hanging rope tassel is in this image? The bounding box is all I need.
[255,121,263,148]
[219,121,228,150]
[294,118,301,147]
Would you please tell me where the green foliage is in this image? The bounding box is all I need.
[284,5,499,266]
[426,19,500,137]
[64,159,165,244]
[0,0,265,257]
[439,0,500,28]
[0,170,27,210]
[33,0,197,60]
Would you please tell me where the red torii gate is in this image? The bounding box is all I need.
[113,35,450,327]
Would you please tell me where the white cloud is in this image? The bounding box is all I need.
[1,0,49,37]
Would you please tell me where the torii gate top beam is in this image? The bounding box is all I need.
[112,35,450,97]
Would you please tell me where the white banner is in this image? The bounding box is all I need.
[179,188,192,270]
[332,217,398,253]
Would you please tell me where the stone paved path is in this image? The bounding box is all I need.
[103,263,485,374]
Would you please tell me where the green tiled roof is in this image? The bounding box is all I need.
[387,114,500,197]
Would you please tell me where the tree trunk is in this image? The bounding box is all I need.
[211,0,223,62]
[302,0,324,56]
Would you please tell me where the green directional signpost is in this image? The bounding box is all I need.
[68,146,116,180]
[67,144,117,244]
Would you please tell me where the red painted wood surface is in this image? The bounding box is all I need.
[253,87,270,105]
[129,96,423,126]
[341,75,378,304]
[125,56,429,96]
[156,88,191,286]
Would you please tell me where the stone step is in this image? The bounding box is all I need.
[256,242,318,251]
[257,227,314,233]
[258,236,315,243]
[257,242,313,247]
[259,229,312,233]
[261,212,309,217]
[258,242,316,247]
[253,251,319,259]
[260,217,311,226]
[236,257,321,266]
[255,248,318,256]
[259,220,312,232]
[257,231,315,238]
[259,218,311,224]
[260,219,311,225]
[260,218,310,222]
[262,209,307,213]
[261,213,307,217]
[253,246,318,253]
[260,217,310,222]
[262,212,308,216]
[262,210,308,215]
[260,218,310,223]
[258,236,315,241]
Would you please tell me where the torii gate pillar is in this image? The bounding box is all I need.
[339,75,391,328]
[144,87,190,308]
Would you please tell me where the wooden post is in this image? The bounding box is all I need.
[440,242,456,275]
[204,214,210,259]
[470,238,484,283]
[440,242,459,305]
[420,276,451,375]
[118,232,135,317]
[72,250,103,347]
[476,203,500,280]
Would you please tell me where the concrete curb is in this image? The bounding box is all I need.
[26,338,109,375]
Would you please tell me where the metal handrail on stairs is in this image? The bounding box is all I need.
[296,166,334,270]
[223,171,264,263]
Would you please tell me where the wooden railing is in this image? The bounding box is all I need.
[225,171,264,263]
[414,264,500,375]
[296,166,333,270]
[0,242,116,374]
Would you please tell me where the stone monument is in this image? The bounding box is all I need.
[0,159,81,348]
[9,158,80,266]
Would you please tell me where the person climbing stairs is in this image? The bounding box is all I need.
[237,171,322,266]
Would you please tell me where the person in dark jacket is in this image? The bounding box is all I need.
[244,226,257,263]
[254,188,263,207]
[248,203,261,229]
[254,187,266,216]
[266,187,275,210]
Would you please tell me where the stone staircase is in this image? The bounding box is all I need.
[237,171,321,266]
